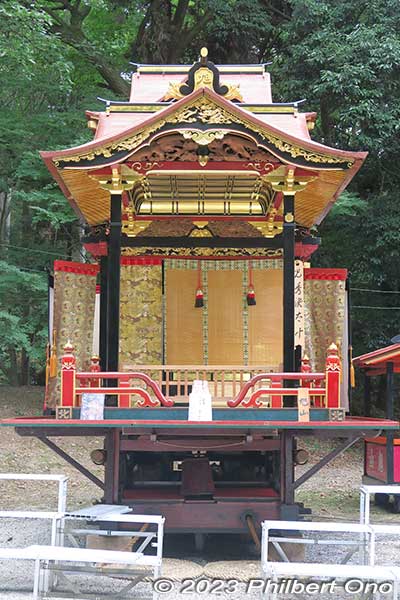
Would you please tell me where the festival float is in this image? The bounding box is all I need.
[1,49,397,544]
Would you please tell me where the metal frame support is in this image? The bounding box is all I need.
[38,437,104,490]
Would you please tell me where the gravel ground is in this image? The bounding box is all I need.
[0,386,399,599]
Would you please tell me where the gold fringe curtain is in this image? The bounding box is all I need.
[119,259,162,367]
[48,261,98,408]
[304,273,346,372]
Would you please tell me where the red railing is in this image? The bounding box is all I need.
[59,343,341,410]
[228,372,326,408]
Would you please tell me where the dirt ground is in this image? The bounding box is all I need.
[0,387,104,512]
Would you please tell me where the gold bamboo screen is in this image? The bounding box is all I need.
[165,259,283,366]
[207,270,244,365]
[165,269,204,364]
[248,269,283,366]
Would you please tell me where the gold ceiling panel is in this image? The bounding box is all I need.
[295,170,347,227]
[129,171,274,216]
[59,164,347,230]
[61,169,110,225]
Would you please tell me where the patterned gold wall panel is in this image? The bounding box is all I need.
[119,264,162,366]
[165,270,203,364]
[304,279,346,371]
[248,269,283,367]
[207,271,244,365]
[48,267,97,408]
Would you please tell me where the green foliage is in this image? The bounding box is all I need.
[0,262,48,384]
[0,0,92,384]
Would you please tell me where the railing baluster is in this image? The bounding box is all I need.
[177,368,181,398]
[166,369,170,399]
[158,369,163,399]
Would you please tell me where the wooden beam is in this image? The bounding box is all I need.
[104,429,121,504]
[280,430,295,504]
[38,437,104,490]
[121,236,283,248]
[294,436,360,490]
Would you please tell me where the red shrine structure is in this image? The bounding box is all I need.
[1,49,398,542]
[354,343,400,504]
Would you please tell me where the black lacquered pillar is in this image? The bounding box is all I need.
[106,192,122,373]
[386,361,395,483]
[283,192,296,375]
[99,255,108,372]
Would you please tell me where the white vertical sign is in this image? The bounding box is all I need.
[294,259,305,348]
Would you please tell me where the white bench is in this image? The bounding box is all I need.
[0,544,158,600]
[61,511,164,576]
[360,484,400,524]
[54,512,165,598]
[0,473,68,546]
[261,520,400,599]
[263,561,398,599]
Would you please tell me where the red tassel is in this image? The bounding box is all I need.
[195,262,204,308]
[247,286,256,306]
[195,287,204,308]
[247,262,256,306]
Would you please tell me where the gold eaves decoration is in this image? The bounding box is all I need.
[54,97,354,168]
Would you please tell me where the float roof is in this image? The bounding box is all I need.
[40,52,367,229]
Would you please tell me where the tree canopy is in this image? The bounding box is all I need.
[1,0,399,391]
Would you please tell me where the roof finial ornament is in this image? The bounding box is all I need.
[162,46,243,102]
[200,47,208,65]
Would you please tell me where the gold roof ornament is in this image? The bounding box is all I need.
[162,48,243,102]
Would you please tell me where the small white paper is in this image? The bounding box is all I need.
[80,393,105,420]
[188,380,213,421]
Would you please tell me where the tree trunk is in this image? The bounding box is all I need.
[8,348,19,386]
[0,191,11,250]
[320,96,333,146]
[20,348,30,386]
